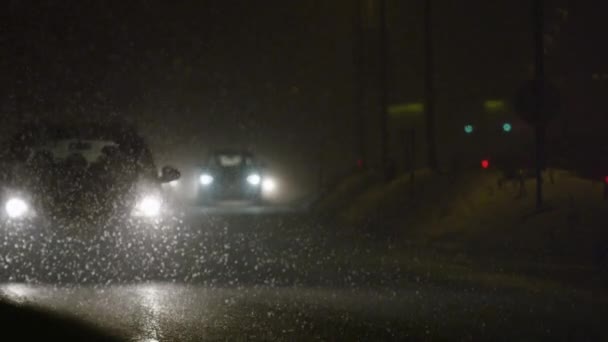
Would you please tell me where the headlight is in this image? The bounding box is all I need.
[134,195,162,217]
[168,180,179,187]
[199,174,213,185]
[262,178,277,194]
[246,173,261,186]
[5,198,29,219]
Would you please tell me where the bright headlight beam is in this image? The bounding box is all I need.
[200,174,213,185]
[135,195,161,217]
[262,178,276,193]
[246,174,261,185]
[5,198,28,219]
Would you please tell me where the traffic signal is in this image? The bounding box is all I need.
[481,159,490,169]
[502,122,512,132]
[604,175,608,184]
[464,124,474,134]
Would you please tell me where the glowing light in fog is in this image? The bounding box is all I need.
[169,180,179,187]
[464,124,474,134]
[199,174,213,185]
[502,122,512,132]
[135,196,161,217]
[5,198,28,219]
[247,174,261,185]
[262,178,277,194]
[481,159,490,169]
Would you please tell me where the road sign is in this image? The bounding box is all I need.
[513,80,560,125]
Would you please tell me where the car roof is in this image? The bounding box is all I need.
[12,122,144,146]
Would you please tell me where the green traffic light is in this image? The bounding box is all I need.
[502,122,512,132]
[464,124,474,134]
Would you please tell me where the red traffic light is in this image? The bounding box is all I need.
[481,159,490,169]
[604,175,608,184]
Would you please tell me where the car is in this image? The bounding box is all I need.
[0,121,181,282]
[196,150,276,204]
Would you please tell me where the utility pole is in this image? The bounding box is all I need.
[533,0,545,209]
[378,0,389,178]
[424,0,438,171]
[353,0,367,169]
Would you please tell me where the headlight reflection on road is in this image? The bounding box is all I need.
[137,285,162,342]
[0,283,36,303]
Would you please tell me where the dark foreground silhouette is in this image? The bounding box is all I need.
[0,300,122,341]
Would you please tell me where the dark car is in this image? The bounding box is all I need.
[0,122,181,282]
[196,150,275,204]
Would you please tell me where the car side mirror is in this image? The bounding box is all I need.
[160,165,180,183]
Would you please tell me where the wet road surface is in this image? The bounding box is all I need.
[0,280,604,341]
[0,204,606,340]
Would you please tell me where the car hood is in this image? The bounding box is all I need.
[4,162,154,218]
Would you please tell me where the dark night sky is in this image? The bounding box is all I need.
[1,1,606,195]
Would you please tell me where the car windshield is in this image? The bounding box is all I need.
[2,1,607,341]
[217,154,244,167]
